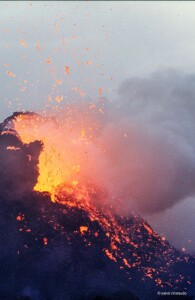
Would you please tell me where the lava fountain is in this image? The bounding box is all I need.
[4,111,91,201]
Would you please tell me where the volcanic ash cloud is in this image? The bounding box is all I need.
[84,69,195,215]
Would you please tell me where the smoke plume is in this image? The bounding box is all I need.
[79,69,195,215]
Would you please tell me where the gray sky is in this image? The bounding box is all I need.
[0,1,195,253]
[1,1,195,120]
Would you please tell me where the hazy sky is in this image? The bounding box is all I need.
[0,1,195,253]
[1,1,195,120]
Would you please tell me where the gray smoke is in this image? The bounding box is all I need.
[87,69,195,216]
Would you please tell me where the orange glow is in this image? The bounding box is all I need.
[156,278,162,285]
[36,42,41,51]
[54,22,59,33]
[98,108,104,113]
[20,39,27,48]
[80,128,86,138]
[55,79,62,85]
[12,114,64,199]
[6,71,16,78]
[46,57,51,64]
[123,258,131,268]
[111,241,117,250]
[43,237,48,245]
[143,223,153,235]
[80,226,88,235]
[104,249,117,262]
[55,95,63,103]
[65,66,70,74]
[99,88,103,95]
[11,113,92,201]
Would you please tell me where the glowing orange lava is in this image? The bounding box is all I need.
[12,113,83,201]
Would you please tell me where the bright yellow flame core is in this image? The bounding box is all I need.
[13,114,81,200]
[34,143,64,196]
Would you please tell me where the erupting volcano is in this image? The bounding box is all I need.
[0,112,194,300]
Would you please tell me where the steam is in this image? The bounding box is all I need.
[78,69,195,215]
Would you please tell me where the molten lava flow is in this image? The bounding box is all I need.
[10,113,83,200]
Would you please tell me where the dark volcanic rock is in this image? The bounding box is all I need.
[0,113,194,300]
[0,113,43,199]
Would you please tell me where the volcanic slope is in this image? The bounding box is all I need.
[0,113,194,300]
